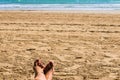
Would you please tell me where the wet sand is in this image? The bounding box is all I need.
[0,11,120,80]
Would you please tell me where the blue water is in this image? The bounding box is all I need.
[0,0,120,4]
[0,0,120,10]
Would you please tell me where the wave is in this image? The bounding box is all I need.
[0,4,120,10]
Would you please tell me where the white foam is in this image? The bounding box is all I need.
[0,4,120,10]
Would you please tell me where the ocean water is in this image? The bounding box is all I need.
[0,0,120,10]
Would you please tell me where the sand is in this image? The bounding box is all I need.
[0,11,120,80]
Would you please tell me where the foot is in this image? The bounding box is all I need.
[44,61,54,80]
[33,59,46,80]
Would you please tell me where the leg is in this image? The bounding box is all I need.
[33,59,46,80]
[44,61,54,80]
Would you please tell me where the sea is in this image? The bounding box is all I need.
[0,0,120,10]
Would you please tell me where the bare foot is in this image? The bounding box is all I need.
[44,61,54,80]
[33,59,46,80]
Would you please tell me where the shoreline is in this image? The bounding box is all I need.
[0,4,120,11]
[0,10,120,14]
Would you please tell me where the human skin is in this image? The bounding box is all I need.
[34,59,54,80]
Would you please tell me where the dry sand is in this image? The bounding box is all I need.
[0,11,120,80]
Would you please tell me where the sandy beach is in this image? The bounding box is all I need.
[0,11,120,80]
